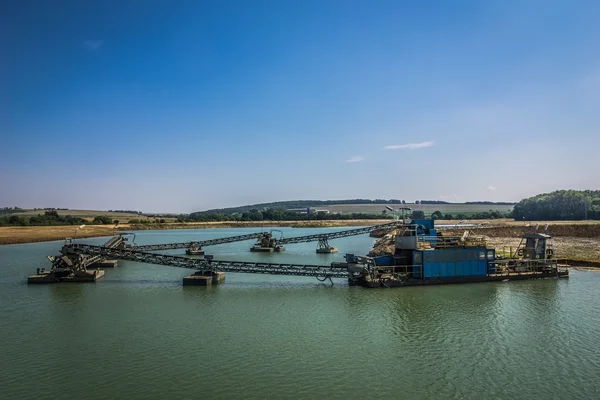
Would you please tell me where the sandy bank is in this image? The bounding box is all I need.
[0,220,390,245]
[0,225,121,245]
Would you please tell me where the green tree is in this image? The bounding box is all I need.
[93,216,113,224]
[431,210,443,220]
[410,210,425,219]
[512,190,600,220]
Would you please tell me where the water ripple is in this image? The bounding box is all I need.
[1,238,600,400]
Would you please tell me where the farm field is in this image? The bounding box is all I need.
[16,209,141,218]
[11,209,178,223]
[0,224,120,245]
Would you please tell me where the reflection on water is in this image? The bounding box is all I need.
[0,229,599,400]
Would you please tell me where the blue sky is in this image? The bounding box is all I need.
[2,0,599,213]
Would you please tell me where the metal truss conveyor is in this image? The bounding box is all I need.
[276,221,404,245]
[64,244,350,279]
[130,221,404,251]
[133,232,265,251]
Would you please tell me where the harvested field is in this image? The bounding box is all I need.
[15,209,142,219]
[6,209,178,223]
[0,225,120,245]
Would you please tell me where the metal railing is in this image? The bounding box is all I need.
[415,234,488,249]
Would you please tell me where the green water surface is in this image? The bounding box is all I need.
[1,227,599,400]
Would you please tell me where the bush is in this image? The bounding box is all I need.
[92,215,113,225]
[431,210,443,219]
[410,210,425,219]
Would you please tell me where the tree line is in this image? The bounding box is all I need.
[0,211,120,226]
[187,208,391,222]
[186,208,511,223]
[512,190,600,220]
[0,207,24,215]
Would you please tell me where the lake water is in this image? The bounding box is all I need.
[1,227,599,400]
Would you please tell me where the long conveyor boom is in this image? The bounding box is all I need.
[65,244,349,278]
[278,220,404,245]
[131,221,403,251]
[134,232,264,251]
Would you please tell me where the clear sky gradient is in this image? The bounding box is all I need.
[2,0,599,213]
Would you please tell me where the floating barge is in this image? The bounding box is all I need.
[185,242,205,256]
[183,271,226,286]
[27,235,130,284]
[250,231,285,252]
[346,219,569,288]
[28,268,105,283]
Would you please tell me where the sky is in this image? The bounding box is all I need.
[2,0,599,213]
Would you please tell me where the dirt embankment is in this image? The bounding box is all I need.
[0,225,120,245]
[0,220,391,245]
[446,224,600,238]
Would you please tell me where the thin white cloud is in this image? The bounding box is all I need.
[84,40,104,50]
[384,141,435,150]
[488,185,497,191]
[345,156,365,163]
[440,194,459,201]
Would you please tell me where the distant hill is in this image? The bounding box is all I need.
[193,199,516,215]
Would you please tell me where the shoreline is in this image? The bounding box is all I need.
[0,220,392,245]
[1,221,599,268]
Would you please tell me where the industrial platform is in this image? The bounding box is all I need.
[28,269,105,284]
[88,260,118,268]
[183,271,226,285]
[29,220,569,288]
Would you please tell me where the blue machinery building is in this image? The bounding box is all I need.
[28,219,569,288]
[345,219,568,288]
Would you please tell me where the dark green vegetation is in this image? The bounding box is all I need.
[512,190,600,220]
[128,218,169,224]
[198,199,405,215]
[186,207,510,223]
[410,209,507,221]
[0,207,24,215]
[187,209,389,222]
[0,211,119,227]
